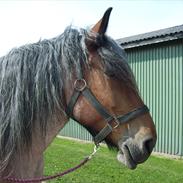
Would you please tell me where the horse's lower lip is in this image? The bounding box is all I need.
[117,148,137,169]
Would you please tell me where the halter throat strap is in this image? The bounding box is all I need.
[66,79,149,145]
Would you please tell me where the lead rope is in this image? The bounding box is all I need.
[2,145,100,183]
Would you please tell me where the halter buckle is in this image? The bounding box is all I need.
[74,79,87,91]
[113,116,120,129]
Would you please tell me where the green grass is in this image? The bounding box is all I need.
[44,138,183,183]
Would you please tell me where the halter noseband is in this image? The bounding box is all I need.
[66,78,149,146]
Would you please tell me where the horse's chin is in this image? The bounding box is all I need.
[117,150,137,170]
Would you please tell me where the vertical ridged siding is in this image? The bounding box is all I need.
[60,40,183,156]
[127,40,183,156]
[60,119,93,141]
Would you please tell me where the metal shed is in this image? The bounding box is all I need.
[60,25,183,156]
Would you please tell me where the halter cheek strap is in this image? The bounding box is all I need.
[66,79,149,146]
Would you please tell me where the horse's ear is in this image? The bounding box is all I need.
[86,7,112,52]
[91,7,113,35]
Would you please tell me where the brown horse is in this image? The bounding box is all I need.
[0,8,156,182]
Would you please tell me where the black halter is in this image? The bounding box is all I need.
[66,78,149,146]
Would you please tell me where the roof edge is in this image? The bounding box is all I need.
[117,24,183,49]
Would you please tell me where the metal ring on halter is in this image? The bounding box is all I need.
[74,79,87,91]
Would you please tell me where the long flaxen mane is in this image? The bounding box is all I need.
[0,27,138,171]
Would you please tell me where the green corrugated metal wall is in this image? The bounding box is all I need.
[127,40,183,156]
[60,119,93,141]
[60,39,183,156]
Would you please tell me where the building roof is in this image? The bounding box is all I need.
[117,24,183,49]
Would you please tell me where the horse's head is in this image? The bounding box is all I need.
[65,8,156,169]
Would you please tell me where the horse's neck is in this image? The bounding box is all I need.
[1,112,68,182]
[44,111,68,147]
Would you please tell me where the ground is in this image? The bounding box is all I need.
[44,137,183,183]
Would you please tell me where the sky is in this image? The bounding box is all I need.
[0,0,182,56]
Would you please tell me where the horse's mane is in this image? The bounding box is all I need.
[0,27,138,170]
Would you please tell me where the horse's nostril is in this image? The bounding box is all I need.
[144,138,154,154]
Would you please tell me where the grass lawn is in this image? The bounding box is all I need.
[44,137,183,183]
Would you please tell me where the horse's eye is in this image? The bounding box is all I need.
[108,73,115,78]
[104,72,115,78]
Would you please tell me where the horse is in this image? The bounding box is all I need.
[0,7,156,182]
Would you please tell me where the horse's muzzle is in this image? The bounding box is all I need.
[117,136,156,169]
